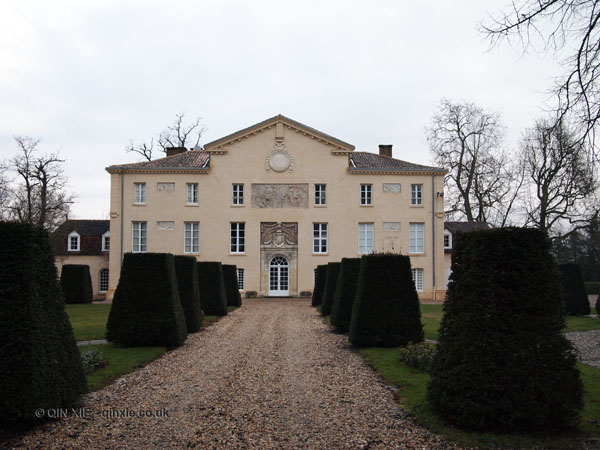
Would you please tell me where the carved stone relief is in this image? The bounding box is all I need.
[251,184,308,208]
[261,222,298,248]
[382,183,401,193]
[266,143,293,172]
[157,221,175,230]
[383,222,401,231]
[157,182,175,192]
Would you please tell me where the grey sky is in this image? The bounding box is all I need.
[0,1,562,219]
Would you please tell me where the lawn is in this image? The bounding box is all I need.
[66,304,111,341]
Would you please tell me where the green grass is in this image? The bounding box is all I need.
[359,347,599,449]
[565,315,600,332]
[65,304,111,341]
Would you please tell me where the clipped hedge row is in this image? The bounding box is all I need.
[197,261,228,316]
[222,264,242,307]
[330,257,360,332]
[60,264,93,304]
[559,263,590,315]
[311,265,328,307]
[320,262,341,316]
[174,255,203,333]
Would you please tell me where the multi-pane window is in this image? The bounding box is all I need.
[132,221,147,253]
[102,232,110,251]
[358,223,374,254]
[360,184,372,205]
[187,183,198,204]
[68,231,80,251]
[232,184,244,205]
[99,268,109,293]
[184,222,200,253]
[134,183,146,204]
[409,223,425,253]
[444,231,451,249]
[411,184,423,205]
[412,268,424,292]
[237,268,244,290]
[230,222,245,253]
[313,223,328,253]
[315,184,326,205]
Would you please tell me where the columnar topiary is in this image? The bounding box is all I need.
[320,262,341,316]
[349,253,423,347]
[107,253,188,347]
[428,228,583,431]
[330,257,361,332]
[311,265,328,307]
[60,264,93,304]
[596,295,600,315]
[559,263,591,315]
[174,255,203,333]
[222,264,242,307]
[197,261,228,316]
[0,222,86,421]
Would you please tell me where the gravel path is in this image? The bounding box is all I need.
[9,298,453,449]
[566,329,600,369]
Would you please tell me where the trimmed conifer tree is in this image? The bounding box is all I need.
[60,264,93,304]
[0,222,86,421]
[311,264,328,307]
[174,255,203,333]
[320,262,341,316]
[559,263,591,315]
[330,257,361,332]
[428,228,583,431]
[197,261,228,316]
[349,253,423,347]
[106,253,188,347]
[222,264,242,307]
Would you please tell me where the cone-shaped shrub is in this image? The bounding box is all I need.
[559,263,591,315]
[311,265,327,307]
[174,255,203,333]
[349,253,423,347]
[107,253,188,347]
[60,264,93,304]
[596,296,600,315]
[330,257,361,332]
[197,261,228,316]
[428,228,583,431]
[320,262,341,316]
[0,222,86,421]
[222,264,242,307]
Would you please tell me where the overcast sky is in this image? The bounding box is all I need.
[0,1,563,219]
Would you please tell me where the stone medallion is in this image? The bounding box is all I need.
[266,143,293,172]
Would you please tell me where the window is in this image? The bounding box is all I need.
[313,223,328,253]
[358,223,374,254]
[67,231,80,251]
[409,223,425,253]
[132,222,147,252]
[102,231,110,251]
[411,184,423,205]
[412,268,424,292]
[99,268,109,293]
[237,268,244,290]
[360,184,372,205]
[184,222,200,253]
[187,183,198,204]
[134,183,146,204]
[315,184,326,205]
[230,222,245,253]
[232,184,244,205]
[443,230,452,249]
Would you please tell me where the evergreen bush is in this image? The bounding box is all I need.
[596,296,600,315]
[398,341,437,372]
[106,253,188,347]
[320,262,341,316]
[349,253,423,347]
[222,264,242,307]
[428,228,583,431]
[330,257,360,331]
[197,261,228,316]
[174,255,203,333]
[60,264,93,304]
[559,263,591,315]
[0,222,86,421]
[586,281,600,295]
[311,265,327,307]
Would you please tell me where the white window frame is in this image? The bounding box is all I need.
[313,223,328,253]
[409,223,425,254]
[67,231,80,252]
[186,183,198,205]
[360,184,372,205]
[134,182,146,204]
[102,231,110,251]
[315,184,326,205]
[132,221,147,253]
[237,268,244,290]
[358,223,374,254]
[443,230,452,249]
[232,184,244,205]
[184,222,200,254]
[411,184,423,206]
[412,268,424,292]
[99,268,109,293]
[230,222,245,253]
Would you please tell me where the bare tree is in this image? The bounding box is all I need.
[0,163,10,221]
[127,113,206,161]
[427,99,521,225]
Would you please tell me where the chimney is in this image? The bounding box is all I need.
[166,147,187,157]
[378,144,392,158]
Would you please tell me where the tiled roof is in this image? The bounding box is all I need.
[107,150,209,171]
[51,220,110,256]
[444,221,491,234]
[52,219,109,237]
[349,152,445,173]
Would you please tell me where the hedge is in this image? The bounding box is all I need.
[311,265,328,307]
[106,253,188,347]
[60,264,93,304]
[349,253,423,347]
[428,228,583,431]
[320,262,341,316]
[0,222,86,421]
[585,281,600,295]
[559,263,590,315]
[174,255,203,333]
[197,261,228,316]
[330,257,360,332]
[222,264,242,307]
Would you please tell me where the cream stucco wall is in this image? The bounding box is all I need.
[55,254,110,299]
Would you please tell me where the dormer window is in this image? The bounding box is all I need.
[444,230,452,249]
[102,231,110,251]
[68,231,80,251]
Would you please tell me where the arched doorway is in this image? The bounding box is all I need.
[269,256,289,296]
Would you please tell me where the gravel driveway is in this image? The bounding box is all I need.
[9,298,452,449]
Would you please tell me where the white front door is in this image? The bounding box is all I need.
[269,256,289,296]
